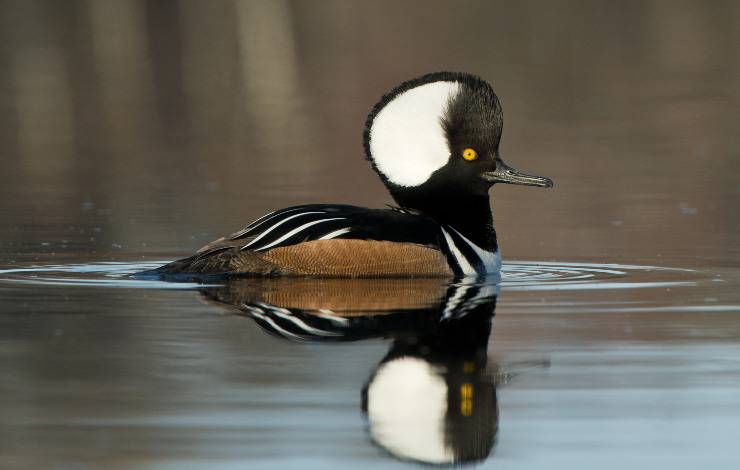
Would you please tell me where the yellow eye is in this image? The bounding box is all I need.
[462,148,478,161]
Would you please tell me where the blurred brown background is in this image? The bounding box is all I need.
[1,0,738,266]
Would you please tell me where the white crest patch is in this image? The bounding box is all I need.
[367,357,453,464]
[369,81,461,187]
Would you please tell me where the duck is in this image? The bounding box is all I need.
[137,71,553,280]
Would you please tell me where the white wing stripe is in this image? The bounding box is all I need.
[252,217,346,251]
[318,227,351,240]
[242,211,325,249]
[232,207,312,240]
[230,209,277,238]
[230,209,297,239]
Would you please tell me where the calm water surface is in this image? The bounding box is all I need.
[1,1,740,468]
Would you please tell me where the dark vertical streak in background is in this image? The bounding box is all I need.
[0,0,737,264]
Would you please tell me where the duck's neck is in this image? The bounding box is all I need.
[394,192,498,252]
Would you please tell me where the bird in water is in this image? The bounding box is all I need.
[137,72,553,280]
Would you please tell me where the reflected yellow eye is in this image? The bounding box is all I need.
[462,148,478,161]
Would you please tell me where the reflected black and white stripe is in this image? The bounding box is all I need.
[242,303,350,341]
[439,226,501,276]
[441,281,500,319]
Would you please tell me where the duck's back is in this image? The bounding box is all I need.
[138,204,453,279]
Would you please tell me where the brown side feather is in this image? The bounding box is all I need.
[150,238,450,278]
[261,239,452,277]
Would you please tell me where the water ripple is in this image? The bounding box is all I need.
[0,260,698,292]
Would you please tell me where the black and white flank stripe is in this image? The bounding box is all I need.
[438,225,501,277]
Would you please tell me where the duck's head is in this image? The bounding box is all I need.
[364,72,553,206]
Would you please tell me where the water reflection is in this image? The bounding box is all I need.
[363,303,498,464]
[201,278,507,465]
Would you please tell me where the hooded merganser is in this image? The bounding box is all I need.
[140,71,553,279]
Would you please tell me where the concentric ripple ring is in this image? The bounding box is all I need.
[0,260,698,292]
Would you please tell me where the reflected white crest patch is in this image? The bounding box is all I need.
[369,81,460,187]
[367,357,453,464]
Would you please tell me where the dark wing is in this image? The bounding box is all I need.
[226,204,442,251]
